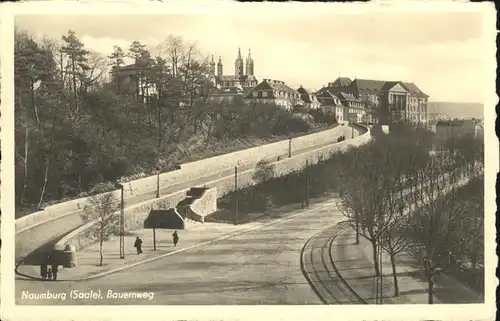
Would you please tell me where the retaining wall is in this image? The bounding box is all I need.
[16,125,350,233]
[189,188,218,222]
[55,126,371,252]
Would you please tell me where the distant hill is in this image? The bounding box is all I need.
[427,102,484,119]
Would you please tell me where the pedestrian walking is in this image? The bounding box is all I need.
[172,230,179,247]
[134,236,143,254]
[47,268,53,280]
[40,261,48,280]
[51,262,59,281]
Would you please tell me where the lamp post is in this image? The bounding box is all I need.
[288,136,292,158]
[114,182,125,259]
[235,166,239,225]
[156,166,161,199]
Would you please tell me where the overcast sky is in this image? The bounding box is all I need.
[15,12,488,103]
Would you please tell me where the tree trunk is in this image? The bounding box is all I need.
[204,117,214,149]
[78,173,83,194]
[71,56,78,113]
[355,219,360,244]
[371,239,380,276]
[390,253,399,297]
[21,127,29,205]
[99,238,103,266]
[427,274,434,304]
[36,158,50,210]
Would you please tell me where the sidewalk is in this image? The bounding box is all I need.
[16,198,335,282]
[331,226,483,304]
[16,221,258,281]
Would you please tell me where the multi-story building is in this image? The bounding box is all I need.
[245,79,301,111]
[316,90,346,122]
[318,77,429,125]
[206,85,251,103]
[336,92,367,123]
[316,90,366,123]
[209,48,258,89]
[297,86,321,110]
[435,119,476,143]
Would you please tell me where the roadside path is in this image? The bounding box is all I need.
[330,226,483,304]
[16,197,345,305]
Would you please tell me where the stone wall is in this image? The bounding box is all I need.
[189,188,218,222]
[55,126,371,252]
[16,125,350,233]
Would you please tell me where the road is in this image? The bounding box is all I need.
[16,125,358,264]
[16,200,347,305]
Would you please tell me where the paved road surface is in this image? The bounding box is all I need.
[16,200,346,305]
[16,126,358,263]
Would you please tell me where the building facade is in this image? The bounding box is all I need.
[318,77,429,125]
[297,86,321,110]
[114,64,158,103]
[316,90,345,122]
[245,79,301,110]
[336,92,366,123]
[435,119,476,144]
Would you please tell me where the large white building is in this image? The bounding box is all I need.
[317,77,429,125]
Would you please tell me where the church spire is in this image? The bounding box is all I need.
[245,48,254,76]
[209,55,216,75]
[217,56,223,76]
[235,47,244,77]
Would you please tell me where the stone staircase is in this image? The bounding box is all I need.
[176,187,210,223]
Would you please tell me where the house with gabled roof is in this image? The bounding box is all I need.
[327,77,352,88]
[206,85,251,103]
[297,86,321,110]
[245,79,301,110]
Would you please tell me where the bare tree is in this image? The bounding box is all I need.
[83,193,120,266]
[405,154,472,304]
[336,142,389,276]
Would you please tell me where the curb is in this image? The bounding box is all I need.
[299,228,329,305]
[17,201,338,282]
[300,220,362,304]
[328,226,368,304]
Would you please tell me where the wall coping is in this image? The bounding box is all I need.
[16,125,353,233]
[53,125,371,252]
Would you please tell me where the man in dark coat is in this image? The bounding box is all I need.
[51,255,59,281]
[172,230,179,247]
[134,237,143,254]
[40,261,48,280]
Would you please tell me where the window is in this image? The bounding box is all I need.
[253,91,258,98]
[262,91,268,98]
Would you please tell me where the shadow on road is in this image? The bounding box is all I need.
[16,226,79,273]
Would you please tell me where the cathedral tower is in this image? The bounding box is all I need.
[210,55,216,75]
[245,49,254,76]
[235,48,244,77]
[217,56,223,76]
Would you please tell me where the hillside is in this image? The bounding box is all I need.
[427,102,484,119]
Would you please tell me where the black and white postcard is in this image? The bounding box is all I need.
[0,1,497,321]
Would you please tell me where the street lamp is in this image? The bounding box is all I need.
[156,165,161,199]
[288,136,292,158]
[114,182,125,259]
